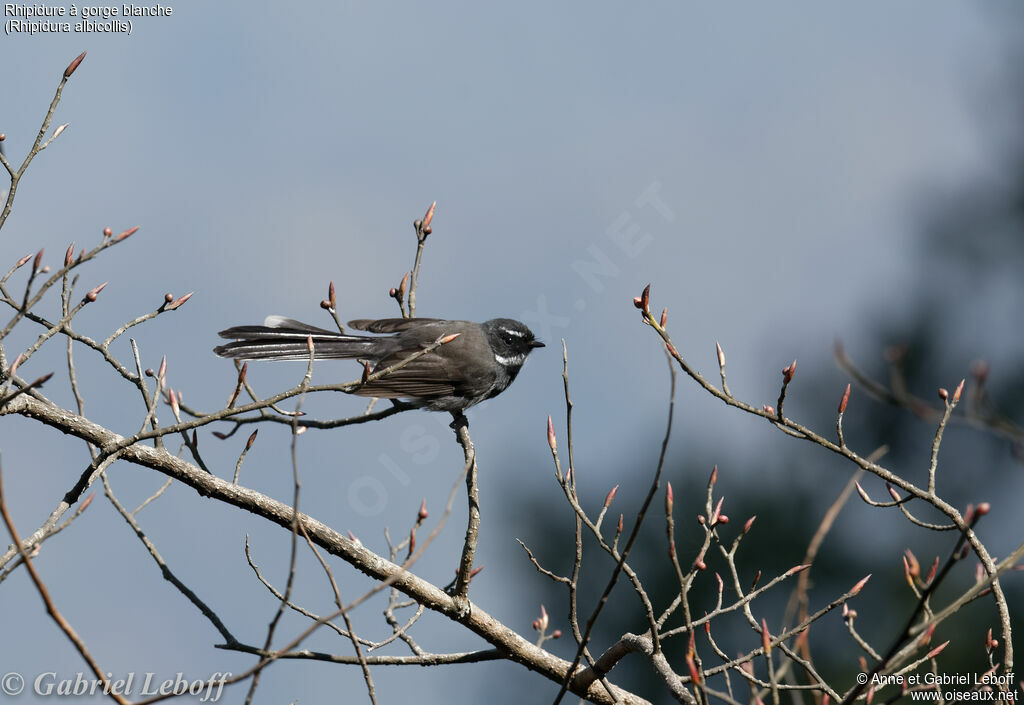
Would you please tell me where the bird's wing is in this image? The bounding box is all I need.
[354,355,458,398]
[347,318,446,333]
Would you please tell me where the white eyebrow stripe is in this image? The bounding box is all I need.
[500,328,526,337]
[494,353,527,367]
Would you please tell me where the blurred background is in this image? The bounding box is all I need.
[2,3,1023,703]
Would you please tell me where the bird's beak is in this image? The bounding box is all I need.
[530,340,545,348]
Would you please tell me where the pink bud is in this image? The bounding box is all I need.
[64,51,86,78]
[603,485,618,508]
[851,574,871,595]
[84,281,108,302]
[114,226,139,242]
[782,360,796,384]
[166,292,193,310]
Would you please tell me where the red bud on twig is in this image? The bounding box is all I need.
[761,618,771,654]
[838,383,851,414]
[640,284,650,313]
[114,226,139,242]
[926,641,949,659]
[782,360,796,384]
[328,281,336,309]
[926,556,939,585]
[751,570,761,589]
[851,574,871,595]
[952,378,964,405]
[716,341,726,368]
[103,227,112,238]
[169,388,179,417]
[80,492,94,511]
[84,281,107,302]
[904,549,920,577]
[743,515,756,534]
[604,485,618,509]
[686,654,701,685]
[938,387,948,401]
[665,481,673,514]
[659,308,667,328]
[762,404,775,415]
[64,51,86,78]
[64,243,75,267]
[786,564,811,576]
[418,499,429,520]
[422,201,436,229]
[15,253,33,268]
[617,514,623,534]
[245,429,258,451]
[709,465,718,487]
[711,496,724,524]
[306,335,315,354]
[439,333,460,344]
[546,415,557,452]
[33,249,44,272]
[887,484,900,502]
[9,353,23,377]
[166,292,193,311]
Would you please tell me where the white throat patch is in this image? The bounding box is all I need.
[494,352,527,367]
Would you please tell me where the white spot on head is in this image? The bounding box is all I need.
[500,327,526,338]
